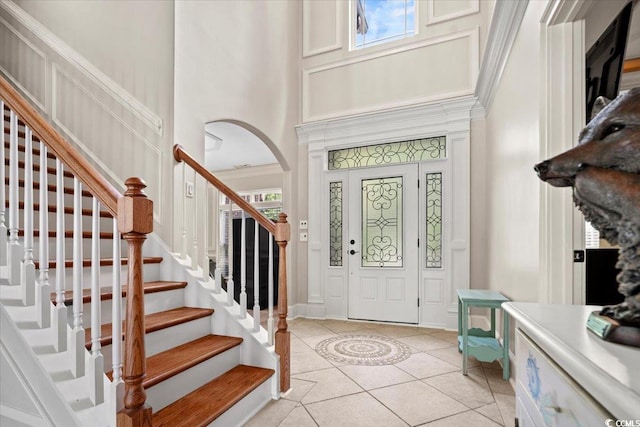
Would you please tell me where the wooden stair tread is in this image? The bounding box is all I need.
[4,140,57,159]
[19,229,115,239]
[5,158,75,178]
[84,307,215,349]
[11,200,113,217]
[106,335,244,388]
[34,256,162,269]
[3,126,42,143]
[152,365,274,427]
[5,177,93,197]
[51,280,187,305]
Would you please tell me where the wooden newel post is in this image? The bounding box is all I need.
[274,213,290,393]
[117,177,153,427]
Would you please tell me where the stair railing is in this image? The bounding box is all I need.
[172,144,291,393]
[1,76,153,426]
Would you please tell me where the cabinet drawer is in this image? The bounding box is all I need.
[515,329,611,426]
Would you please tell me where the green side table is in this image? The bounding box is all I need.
[457,289,510,380]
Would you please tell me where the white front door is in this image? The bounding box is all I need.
[347,164,419,323]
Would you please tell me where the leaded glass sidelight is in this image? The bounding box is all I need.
[329,182,343,266]
[361,176,403,267]
[425,172,442,268]
[328,137,446,170]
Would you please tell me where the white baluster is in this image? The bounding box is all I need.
[37,142,51,327]
[181,163,187,260]
[71,177,84,377]
[214,188,221,293]
[111,218,123,412]
[192,172,198,271]
[240,211,247,318]
[0,101,7,266]
[227,204,234,306]
[8,110,21,285]
[253,220,260,332]
[21,126,35,305]
[268,235,274,346]
[89,198,103,404]
[53,159,66,352]
[202,186,210,280]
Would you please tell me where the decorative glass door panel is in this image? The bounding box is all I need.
[348,164,418,324]
[361,176,403,268]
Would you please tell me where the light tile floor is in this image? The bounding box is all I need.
[245,318,515,427]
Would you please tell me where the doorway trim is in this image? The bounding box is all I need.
[297,97,475,329]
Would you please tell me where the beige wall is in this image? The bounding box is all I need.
[173,1,303,305]
[471,0,546,303]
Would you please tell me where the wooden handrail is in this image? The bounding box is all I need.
[173,144,276,234]
[0,76,122,215]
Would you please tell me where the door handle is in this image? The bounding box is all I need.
[350,249,359,255]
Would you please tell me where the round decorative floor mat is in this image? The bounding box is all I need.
[315,335,411,366]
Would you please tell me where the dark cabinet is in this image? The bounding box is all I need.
[226,217,279,308]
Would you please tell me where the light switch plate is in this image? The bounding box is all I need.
[300,220,308,230]
[300,232,308,241]
[185,182,195,198]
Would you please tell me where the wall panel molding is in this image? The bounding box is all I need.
[0,16,47,111]
[302,0,342,58]
[52,65,163,221]
[0,0,163,136]
[426,0,480,25]
[302,28,479,122]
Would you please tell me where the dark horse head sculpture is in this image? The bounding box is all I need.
[535,88,640,326]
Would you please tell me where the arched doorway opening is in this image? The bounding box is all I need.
[203,121,287,308]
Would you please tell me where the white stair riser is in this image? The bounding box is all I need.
[29,236,125,260]
[45,262,162,290]
[64,288,186,327]
[211,378,273,427]
[6,209,114,232]
[146,346,241,412]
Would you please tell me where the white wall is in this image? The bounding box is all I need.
[173,1,302,305]
[473,0,546,303]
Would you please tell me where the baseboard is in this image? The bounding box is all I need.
[289,303,327,319]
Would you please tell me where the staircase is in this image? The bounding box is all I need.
[1,76,288,426]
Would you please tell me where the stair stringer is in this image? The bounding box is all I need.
[143,234,280,397]
[0,305,82,427]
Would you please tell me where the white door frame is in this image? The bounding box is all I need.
[297,98,474,329]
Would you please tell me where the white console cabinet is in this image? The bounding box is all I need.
[503,303,640,427]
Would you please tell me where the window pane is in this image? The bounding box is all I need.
[355,0,416,48]
[329,182,343,266]
[425,172,442,268]
[361,176,403,267]
[328,137,446,170]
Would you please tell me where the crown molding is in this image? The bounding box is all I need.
[474,0,529,113]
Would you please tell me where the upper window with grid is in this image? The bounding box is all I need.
[355,0,416,49]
